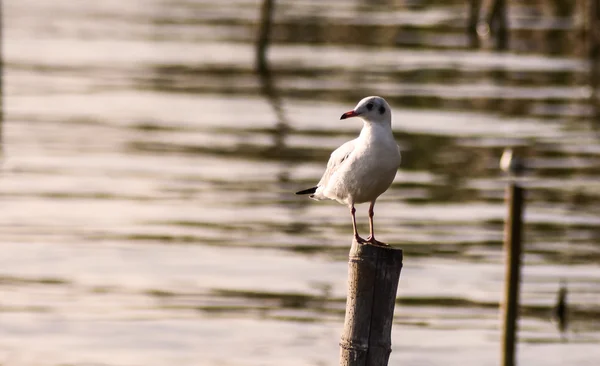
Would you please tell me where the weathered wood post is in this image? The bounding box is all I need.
[487,0,509,50]
[339,239,403,366]
[589,0,600,122]
[553,279,568,341]
[467,0,482,47]
[501,183,524,366]
[255,0,275,74]
[590,0,600,60]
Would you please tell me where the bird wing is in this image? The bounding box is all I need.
[317,139,356,189]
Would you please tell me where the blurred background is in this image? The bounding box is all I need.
[1,0,600,365]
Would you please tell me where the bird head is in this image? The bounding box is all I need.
[340,96,392,125]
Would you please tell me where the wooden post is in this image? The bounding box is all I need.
[256,0,275,74]
[590,0,600,60]
[467,0,482,47]
[553,280,568,340]
[255,0,288,156]
[501,183,524,366]
[589,0,600,122]
[339,239,403,366]
[488,0,509,50]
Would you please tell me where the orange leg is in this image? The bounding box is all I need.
[350,205,365,243]
[366,201,388,246]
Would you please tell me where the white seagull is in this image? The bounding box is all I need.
[296,96,401,246]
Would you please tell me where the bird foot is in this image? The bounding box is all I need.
[365,236,389,247]
[354,235,367,244]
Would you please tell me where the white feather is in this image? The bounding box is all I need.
[308,96,401,207]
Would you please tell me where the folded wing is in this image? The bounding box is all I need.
[315,139,356,193]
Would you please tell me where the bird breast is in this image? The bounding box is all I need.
[325,131,400,205]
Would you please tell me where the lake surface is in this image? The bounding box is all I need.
[2,0,600,365]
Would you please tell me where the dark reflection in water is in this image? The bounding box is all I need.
[2,0,600,364]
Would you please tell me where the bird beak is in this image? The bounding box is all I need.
[340,110,359,120]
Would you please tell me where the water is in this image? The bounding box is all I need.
[2,0,600,365]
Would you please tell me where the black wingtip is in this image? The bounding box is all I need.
[295,186,318,195]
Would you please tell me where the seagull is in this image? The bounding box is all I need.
[296,96,401,246]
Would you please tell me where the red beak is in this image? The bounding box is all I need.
[340,110,359,120]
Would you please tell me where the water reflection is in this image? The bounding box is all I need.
[2,0,600,365]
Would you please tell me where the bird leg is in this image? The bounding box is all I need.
[350,205,366,243]
[367,201,376,241]
[366,201,388,246]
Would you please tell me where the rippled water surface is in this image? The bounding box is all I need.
[2,0,600,365]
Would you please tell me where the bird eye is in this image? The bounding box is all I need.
[379,106,386,114]
[366,103,373,111]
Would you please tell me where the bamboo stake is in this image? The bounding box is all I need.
[340,239,403,366]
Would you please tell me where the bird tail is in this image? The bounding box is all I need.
[295,186,318,195]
